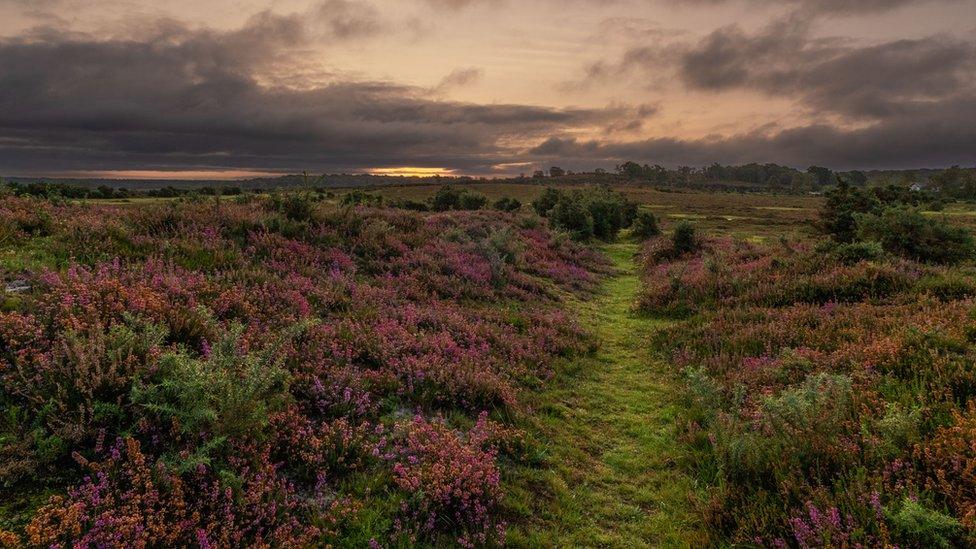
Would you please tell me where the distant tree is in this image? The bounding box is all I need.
[847,170,868,186]
[549,166,566,178]
[616,161,644,179]
[532,170,546,179]
[808,166,836,187]
[820,181,880,242]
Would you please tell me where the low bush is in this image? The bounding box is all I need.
[856,207,974,265]
[630,211,660,240]
[493,196,521,212]
[430,185,488,211]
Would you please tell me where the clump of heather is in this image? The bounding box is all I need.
[642,231,976,546]
[0,196,607,544]
[385,413,510,547]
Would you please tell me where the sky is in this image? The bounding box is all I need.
[0,0,974,178]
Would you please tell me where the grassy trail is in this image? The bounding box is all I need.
[507,242,705,547]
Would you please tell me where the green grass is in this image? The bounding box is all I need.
[505,241,706,547]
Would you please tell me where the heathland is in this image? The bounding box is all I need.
[3,178,976,547]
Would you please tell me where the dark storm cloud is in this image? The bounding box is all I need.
[570,13,976,168]
[529,95,976,170]
[0,14,644,174]
[679,18,976,119]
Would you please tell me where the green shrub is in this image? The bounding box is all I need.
[856,207,974,264]
[630,211,660,240]
[549,193,593,241]
[492,196,521,212]
[131,325,294,466]
[270,191,317,222]
[532,187,561,216]
[532,186,636,241]
[430,186,487,211]
[824,240,886,265]
[671,221,699,255]
[711,373,859,497]
[431,186,463,211]
[457,191,488,210]
[885,498,963,549]
[342,190,383,207]
[820,181,881,242]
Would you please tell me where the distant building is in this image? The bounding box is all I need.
[909,182,924,192]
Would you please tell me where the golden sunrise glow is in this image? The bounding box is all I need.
[367,167,457,177]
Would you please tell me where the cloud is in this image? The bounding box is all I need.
[422,0,501,10]
[310,0,384,39]
[0,17,643,175]
[436,67,484,90]
[528,96,976,169]
[677,18,976,119]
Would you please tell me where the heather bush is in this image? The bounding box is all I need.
[387,413,507,547]
[644,233,976,545]
[0,195,608,543]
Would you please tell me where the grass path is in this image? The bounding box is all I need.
[506,242,705,547]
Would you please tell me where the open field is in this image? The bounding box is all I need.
[368,183,823,240]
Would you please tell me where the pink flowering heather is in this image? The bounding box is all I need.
[0,196,607,545]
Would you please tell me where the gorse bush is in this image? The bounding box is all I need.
[0,195,610,545]
[131,324,294,468]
